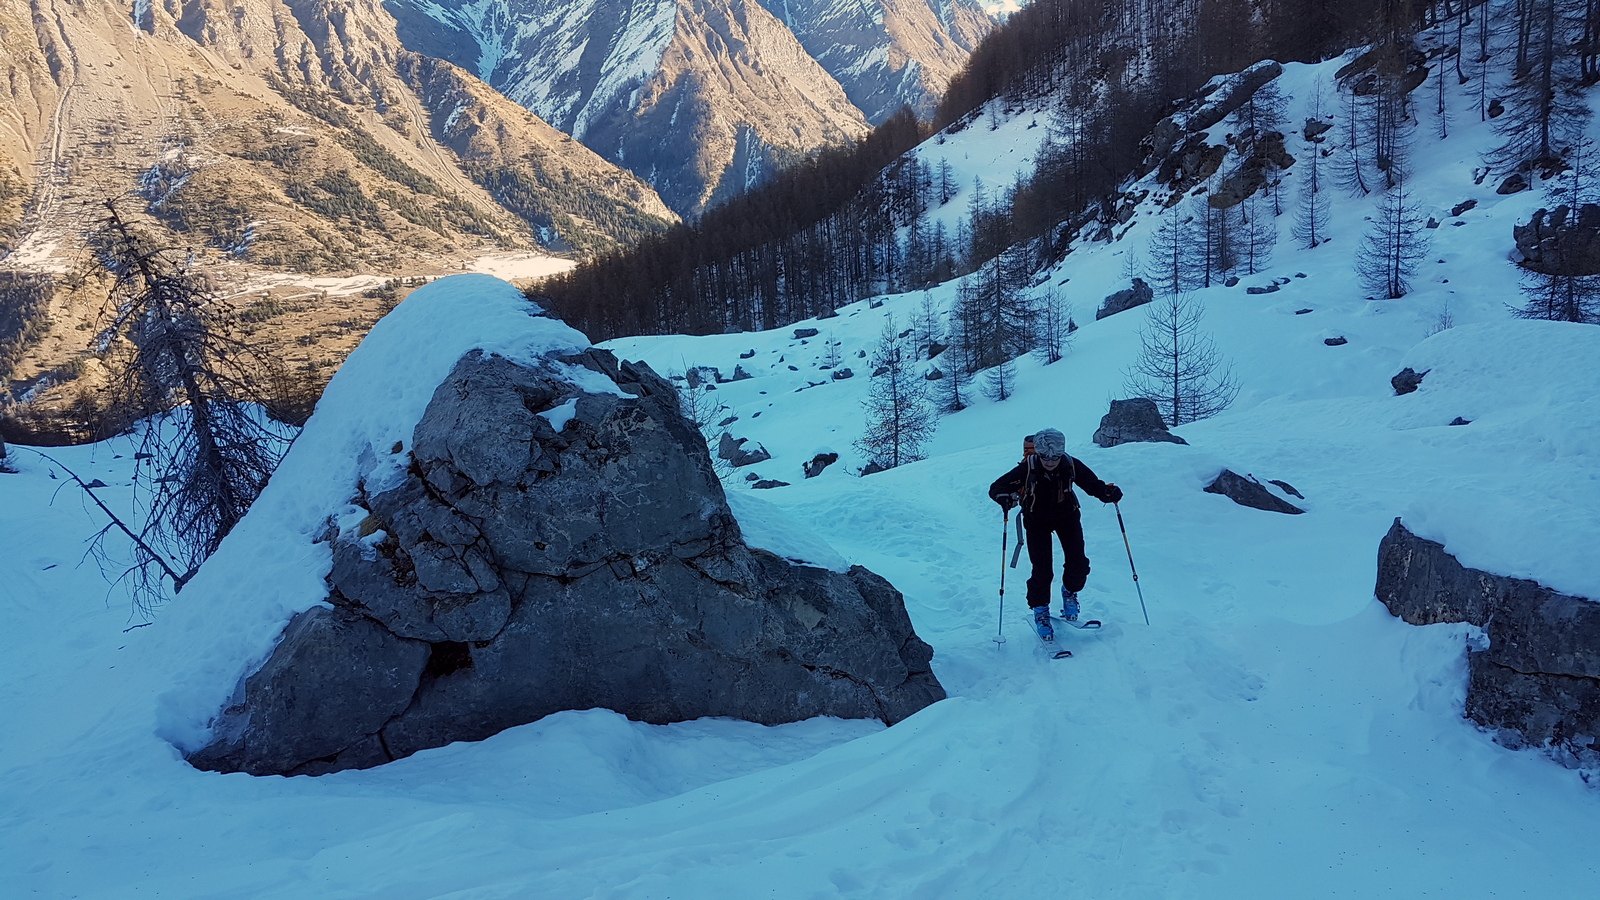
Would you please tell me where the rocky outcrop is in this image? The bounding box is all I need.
[189,347,943,776]
[1391,367,1427,395]
[1095,278,1154,320]
[1513,205,1600,276]
[1091,399,1188,448]
[1376,520,1600,769]
[1203,469,1304,514]
[1148,61,1285,161]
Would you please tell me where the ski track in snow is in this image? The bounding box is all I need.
[4,51,1600,898]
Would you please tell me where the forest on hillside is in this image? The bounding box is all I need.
[536,0,1409,339]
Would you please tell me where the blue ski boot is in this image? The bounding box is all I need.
[1033,606,1055,639]
[1060,587,1081,622]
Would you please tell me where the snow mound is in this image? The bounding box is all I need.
[1396,320,1600,600]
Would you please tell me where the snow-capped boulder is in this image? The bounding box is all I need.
[718,432,773,466]
[1095,277,1154,320]
[1376,520,1600,771]
[187,293,942,777]
[1092,399,1189,448]
[1203,469,1304,514]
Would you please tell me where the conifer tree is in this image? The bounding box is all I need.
[1294,85,1333,249]
[1146,203,1203,295]
[1489,0,1590,172]
[1123,294,1240,426]
[1033,291,1073,364]
[91,199,290,613]
[1357,179,1430,299]
[856,318,937,470]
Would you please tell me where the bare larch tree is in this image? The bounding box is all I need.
[1124,293,1240,426]
[93,199,289,612]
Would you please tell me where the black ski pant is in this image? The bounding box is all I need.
[1024,513,1089,608]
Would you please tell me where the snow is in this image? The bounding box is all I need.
[4,45,1600,900]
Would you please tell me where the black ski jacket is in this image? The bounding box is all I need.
[989,455,1118,524]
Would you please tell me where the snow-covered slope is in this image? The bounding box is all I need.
[3,52,1600,898]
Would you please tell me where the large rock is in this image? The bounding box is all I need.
[1513,204,1600,276]
[190,348,943,776]
[1375,520,1600,769]
[1203,469,1304,514]
[1092,399,1189,448]
[1095,277,1154,320]
[1391,366,1428,395]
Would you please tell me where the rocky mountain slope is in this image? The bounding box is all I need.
[0,0,678,413]
[386,0,994,216]
[0,0,674,276]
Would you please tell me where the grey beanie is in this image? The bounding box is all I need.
[1034,428,1066,459]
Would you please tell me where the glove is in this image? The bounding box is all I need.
[1103,484,1123,504]
[996,493,1017,512]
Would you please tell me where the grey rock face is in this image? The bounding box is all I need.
[1514,204,1600,276]
[1092,399,1189,448]
[1095,278,1154,320]
[191,348,943,776]
[1391,367,1428,395]
[1375,520,1600,769]
[1148,61,1284,160]
[718,432,773,467]
[1203,469,1304,514]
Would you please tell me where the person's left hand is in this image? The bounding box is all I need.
[1103,484,1123,504]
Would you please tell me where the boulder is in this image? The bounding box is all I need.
[794,327,820,339]
[1095,278,1154,320]
[1391,367,1428,395]
[1513,204,1600,276]
[1091,399,1189,448]
[1304,118,1333,142]
[831,368,854,380]
[803,452,839,478]
[1375,520,1600,769]
[1203,469,1304,514]
[752,479,790,489]
[1246,283,1280,295]
[1324,336,1348,346]
[189,349,943,776]
[1451,199,1478,217]
[1497,173,1530,195]
[718,432,772,467]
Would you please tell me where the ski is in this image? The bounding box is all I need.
[1053,617,1102,630]
[1031,616,1073,659]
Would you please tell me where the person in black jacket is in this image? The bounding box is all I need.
[988,428,1122,632]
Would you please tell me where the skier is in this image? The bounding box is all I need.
[988,428,1122,637]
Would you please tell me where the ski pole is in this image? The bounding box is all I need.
[1114,502,1151,625]
[994,506,1010,644]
